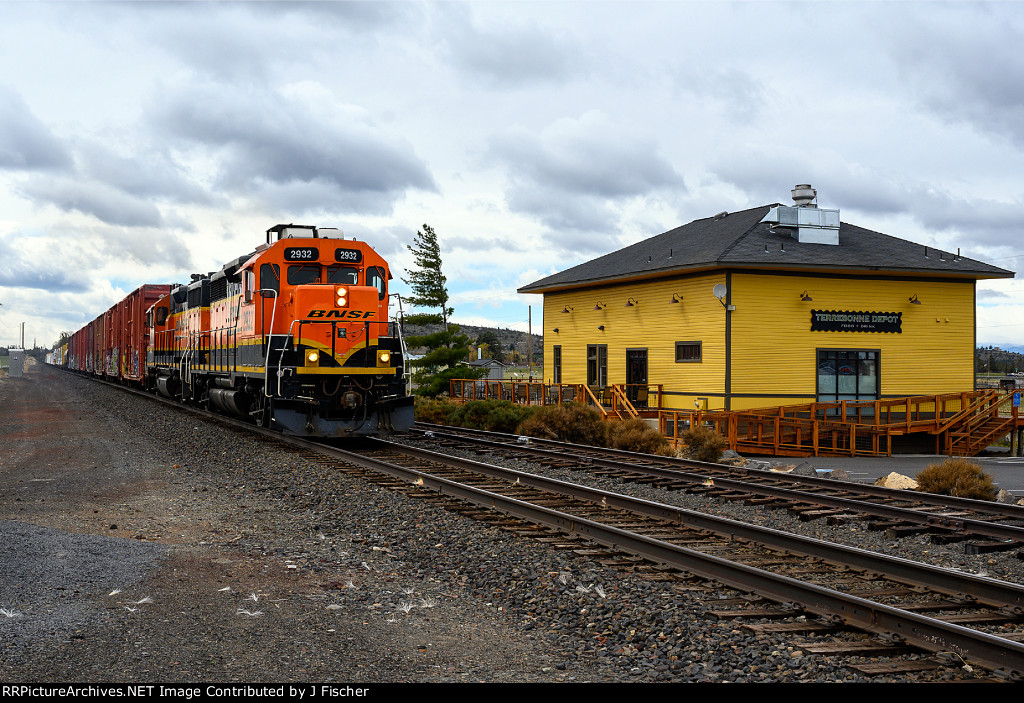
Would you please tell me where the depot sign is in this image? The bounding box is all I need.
[810,310,902,333]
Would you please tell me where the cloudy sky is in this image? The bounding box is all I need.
[2,1,1023,350]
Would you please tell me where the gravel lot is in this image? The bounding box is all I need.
[1,363,1015,683]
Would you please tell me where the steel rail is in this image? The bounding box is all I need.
[367,439,1024,611]
[413,424,1024,543]
[320,439,1024,678]
[416,422,1024,519]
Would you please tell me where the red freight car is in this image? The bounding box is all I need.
[112,284,173,383]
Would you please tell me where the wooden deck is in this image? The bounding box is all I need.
[661,390,1024,457]
[447,381,1024,457]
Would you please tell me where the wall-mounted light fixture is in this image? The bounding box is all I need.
[670,293,683,304]
[909,294,922,305]
[800,290,813,302]
[561,306,574,313]
[552,328,559,333]
[625,297,639,307]
[597,325,605,331]
[593,301,607,310]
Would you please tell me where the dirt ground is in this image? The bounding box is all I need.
[0,362,562,684]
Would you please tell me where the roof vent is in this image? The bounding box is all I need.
[761,185,840,245]
[791,184,817,207]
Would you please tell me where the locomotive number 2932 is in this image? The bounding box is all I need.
[335,248,363,263]
[284,247,320,261]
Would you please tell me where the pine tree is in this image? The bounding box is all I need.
[402,224,485,397]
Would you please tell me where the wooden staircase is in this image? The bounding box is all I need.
[943,392,1021,455]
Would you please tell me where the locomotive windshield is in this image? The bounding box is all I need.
[287,264,323,285]
[326,265,358,284]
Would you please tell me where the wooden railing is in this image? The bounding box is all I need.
[660,409,892,457]
[740,391,989,430]
[447,380,662,419]
[449,379,582,405]
[661,389,1023,457]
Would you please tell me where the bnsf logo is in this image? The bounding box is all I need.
[307,310,376,319]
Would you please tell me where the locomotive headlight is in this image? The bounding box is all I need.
[306,349,320,366]
[335,286,348,307]
[376,350,391,367]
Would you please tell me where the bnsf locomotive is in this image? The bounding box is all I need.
[58,224,413,437]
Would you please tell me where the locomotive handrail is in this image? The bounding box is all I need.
[391,293,411,393]
[258,288,280,398]
[276,319,299,397]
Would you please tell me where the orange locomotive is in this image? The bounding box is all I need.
[145,224,413,436]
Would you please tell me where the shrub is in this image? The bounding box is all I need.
[448,399,538,433]
[915,459,997,501]
[413,397,460,425]
[416,398,538,433]
[516,403,607,446]
[478,401,538,434]
[678,424,728,463]
[606,418,674,456]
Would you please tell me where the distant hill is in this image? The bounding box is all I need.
[401,321,542,364]
[977,345,1024,374]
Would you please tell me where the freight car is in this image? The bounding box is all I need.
[64,284,173,381]
[56,224,413,438]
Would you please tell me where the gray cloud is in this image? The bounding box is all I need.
[710,152,1024,251]
[326,222,408,261]
[95,225,194,270]
[152,83,437,215]
[17,177,165,228]
[441,7,586,89]
[885,6,1024,148]
[77,142,218,207]
[491,114,685,198]
[978,288,1011,301]
[0,87,71,171]
[0,236,89,293]
[488,113,684,251]
[110,0,416,77]
[671,66,766,124]
[447,235,525,254]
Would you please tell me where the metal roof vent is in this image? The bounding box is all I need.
[791,184,817,207]
[761,185,840,245]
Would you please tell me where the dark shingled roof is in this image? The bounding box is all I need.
[518,205,1014,293]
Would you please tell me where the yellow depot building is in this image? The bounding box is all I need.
[518,186,1013,420]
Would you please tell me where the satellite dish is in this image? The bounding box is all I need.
[712,284,728,300]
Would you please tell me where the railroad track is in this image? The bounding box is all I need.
[312,437,1024,680]
[412,423,1024,549]
[59,373,1024,679]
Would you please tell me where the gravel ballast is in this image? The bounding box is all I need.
[1,365,1012,683]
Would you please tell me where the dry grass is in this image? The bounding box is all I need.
[678,425,729,463]
[606,418,674,456]
[915,458,997,501]
[516,404,607,446]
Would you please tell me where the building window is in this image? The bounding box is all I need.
[675,341,702,362]
[817,349,878,405]
[552,345,562,384]
[587,344,607,387]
